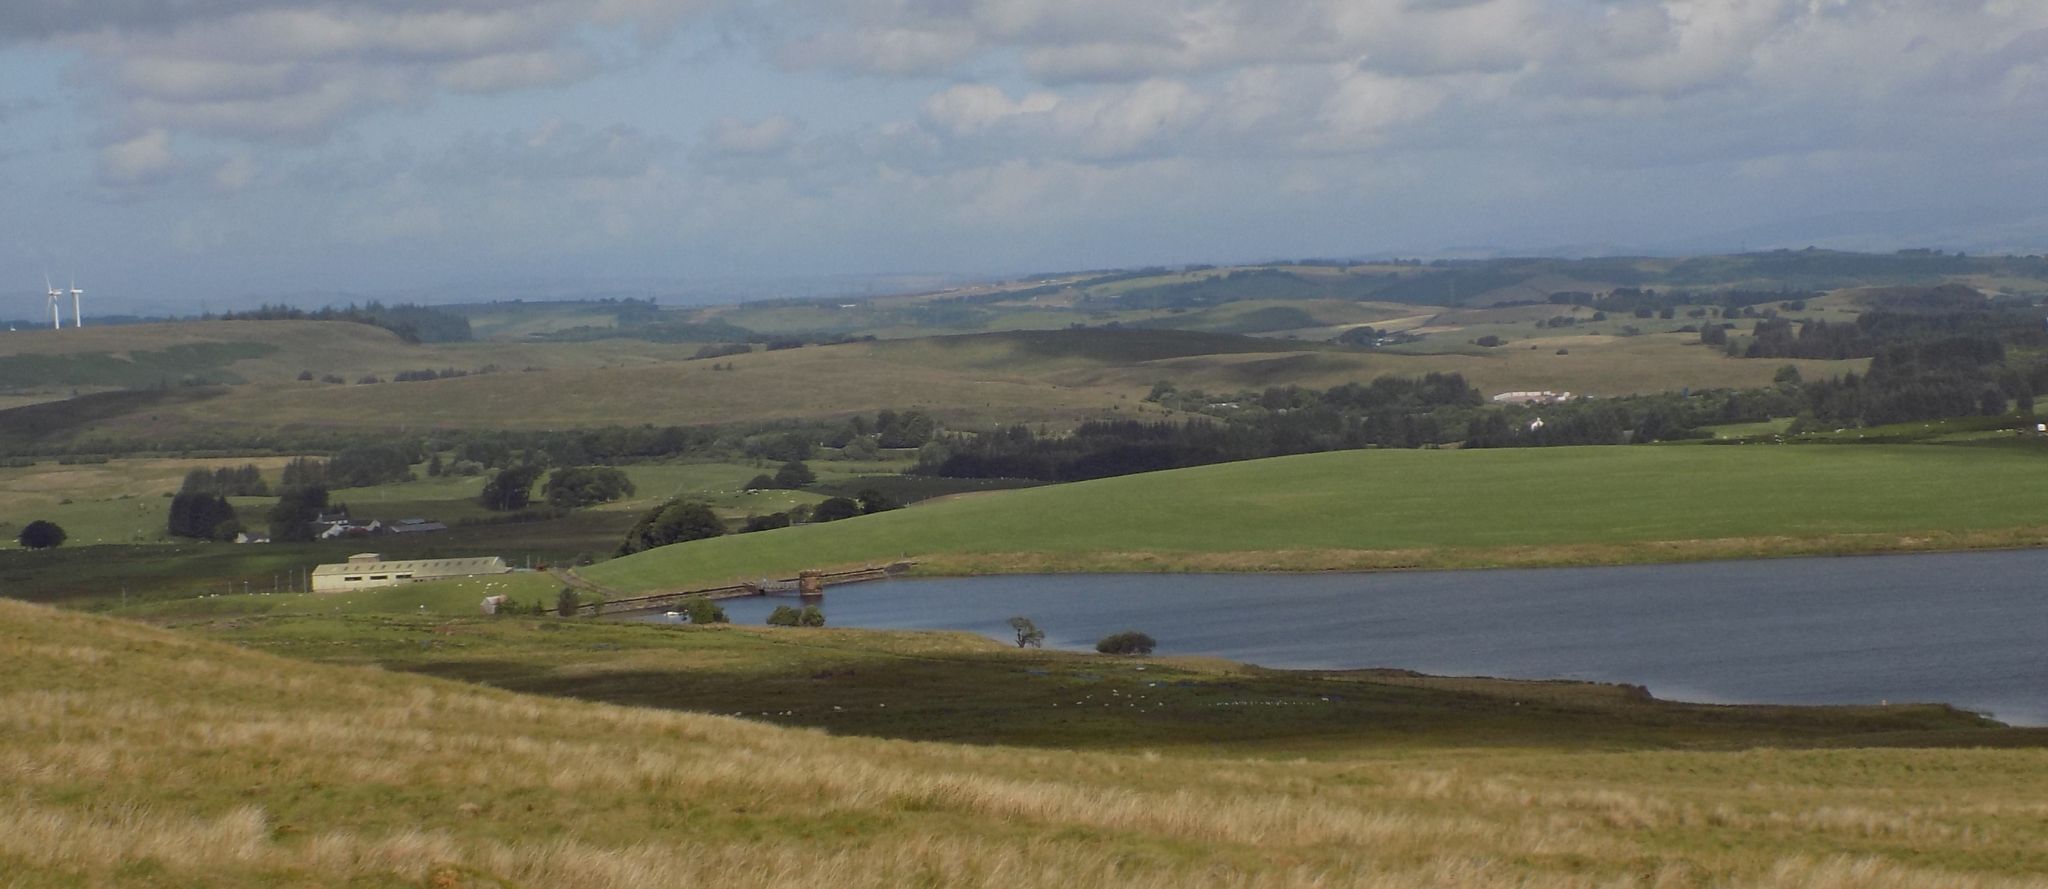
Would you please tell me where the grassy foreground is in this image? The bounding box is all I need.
[8,599,2048,888]
[583,443,2048,593]
[187,612,2029,754]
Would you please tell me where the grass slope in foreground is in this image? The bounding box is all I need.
[585,442,2048,592]
[9,599,2048,887]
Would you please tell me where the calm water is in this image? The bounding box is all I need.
[693,549,2048,725]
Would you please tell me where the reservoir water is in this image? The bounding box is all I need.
[704,548,2048,725]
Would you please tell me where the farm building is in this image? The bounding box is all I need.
[311,552,510,593]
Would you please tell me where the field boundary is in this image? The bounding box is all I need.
[659,529,2048,591]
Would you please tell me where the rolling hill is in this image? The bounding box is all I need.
[1,326,1863,447]
[582,443,2048,593]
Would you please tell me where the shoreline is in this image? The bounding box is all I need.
[583,525,2048,597]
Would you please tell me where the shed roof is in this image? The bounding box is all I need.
[312,556,507,577]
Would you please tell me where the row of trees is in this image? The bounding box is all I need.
[919,372,1485,481]
[617,487,902,556]
[179,465,269,497]
[276,447,415,490]
[220,301,473,343]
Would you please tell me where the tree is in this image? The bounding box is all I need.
[544,466,635,508]
[1007,616,1045,648]
[766,605,802,626]
[798,605,826,627]
[811,497,861,523]
[617,499,725,555]
[1095,631,1156,655]
[17,520,65,550]
[555,587,581,617]
[280,456,327,488]
[741,512,791,533]
[855,487,901,514]
[327,444,415,487]
[267,486,329,542]
[743,474,777,491]
[772,460,815,488]
[479,465,545,511]
[681,597,728,624]
[169,492,239,540]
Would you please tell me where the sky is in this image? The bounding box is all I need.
[2,0,2046,313]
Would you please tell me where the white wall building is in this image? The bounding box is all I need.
[311,553,510,593]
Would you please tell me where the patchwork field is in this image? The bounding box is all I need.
[583,443,2048,593]
[8,327,1864,444]
[7,598,2048,888]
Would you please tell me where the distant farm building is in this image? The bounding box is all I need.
[1491,390,1572,405]
[312,553,510,593]
[387,518,448,535]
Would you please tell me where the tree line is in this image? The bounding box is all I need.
[219,301,473,343]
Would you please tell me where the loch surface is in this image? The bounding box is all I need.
[706,548,2048,724]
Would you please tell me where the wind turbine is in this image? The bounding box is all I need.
[68,279,83,328]
[44,274,63,330]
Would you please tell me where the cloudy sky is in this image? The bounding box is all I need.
[3,0,2046,310]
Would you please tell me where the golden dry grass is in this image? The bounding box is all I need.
[5,599,2048,888]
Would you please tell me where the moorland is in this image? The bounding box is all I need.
[7,249,2048,886]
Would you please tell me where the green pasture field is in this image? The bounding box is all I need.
[0,455,300,545]
[0,508,629,607]
[583,443,2048,593]
[114,571,564,620]
[1706,418,1795,439]
[7,598,2047,887]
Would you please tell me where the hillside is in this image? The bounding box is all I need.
[0,320,704,387]
[1,326,1860,444]
[583,443,2048,592]
[8,598,2048,887]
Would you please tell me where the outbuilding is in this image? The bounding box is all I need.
[311,552,511,593]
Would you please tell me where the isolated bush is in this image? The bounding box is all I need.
[555,587,581,617]
[766,605,801,626]
[17,520,65,550]
[682,597,728,625]
[798,605,826,627]
[1095,631,1156,655]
